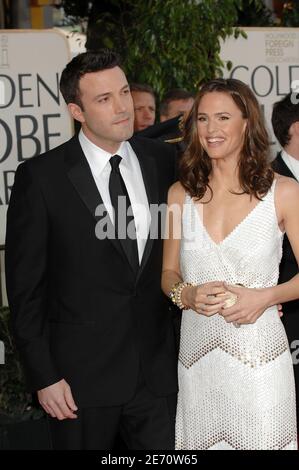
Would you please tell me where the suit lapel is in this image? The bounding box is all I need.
[272,152,296,179]
[64,136,127,264]
[129,137,159,282]
[64,136,160,279]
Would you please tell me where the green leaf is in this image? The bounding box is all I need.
[226,60,233,71]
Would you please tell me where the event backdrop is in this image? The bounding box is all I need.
[1,27,299,248]
[0,29,73,246]
[221,27,299,156]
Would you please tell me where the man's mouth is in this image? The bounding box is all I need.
[114,117,130,125]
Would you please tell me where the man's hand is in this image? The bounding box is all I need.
[278,303,283,317]
[37,379,78,420]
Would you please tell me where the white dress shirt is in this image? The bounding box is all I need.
[79,129,151,263]
[281,149,299,181]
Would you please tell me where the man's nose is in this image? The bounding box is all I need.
[143,109,154,120]
[114,97,126,113]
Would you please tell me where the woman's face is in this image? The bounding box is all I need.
[197,91,247,162]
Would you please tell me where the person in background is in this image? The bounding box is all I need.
[271,92,299,432]
[138,88,194,164]
[131,83,156,132]
[160,89,194,122]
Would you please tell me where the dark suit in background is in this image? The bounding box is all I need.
[272,152,299,429]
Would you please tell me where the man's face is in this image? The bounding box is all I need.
[68,66,134,153]
[160,98,194,122]
[131,91,156,132]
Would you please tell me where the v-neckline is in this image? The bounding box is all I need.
[190,194,266,247]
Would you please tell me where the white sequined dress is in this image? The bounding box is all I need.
[176,181,297,450]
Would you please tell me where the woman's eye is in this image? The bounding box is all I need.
[197,117,206,122]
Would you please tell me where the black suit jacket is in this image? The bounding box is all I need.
[137,116,181,140]
[137,116,186,163]
[5,135,178,407]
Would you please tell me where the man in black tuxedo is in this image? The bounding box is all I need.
[5,50,178,449]
[271,92,299,430]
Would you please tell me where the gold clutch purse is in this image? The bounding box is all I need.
[216,284,244,328]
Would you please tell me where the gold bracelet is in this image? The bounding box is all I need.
[169,281,193,309]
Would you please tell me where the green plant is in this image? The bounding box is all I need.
[59,0,248,100]
[0,307,41,419]
[123,0,247,100]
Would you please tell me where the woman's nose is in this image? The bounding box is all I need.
[207,119,217,133]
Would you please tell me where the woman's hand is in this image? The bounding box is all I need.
[181,281,230,316]
[219,283,271,325]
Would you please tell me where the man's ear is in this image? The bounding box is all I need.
[68,103,85,123]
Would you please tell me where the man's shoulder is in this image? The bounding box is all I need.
[19,135,78,174]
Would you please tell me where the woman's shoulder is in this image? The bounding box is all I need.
[168,181,186,205]
[168,181,186,197]
[274,173,299,207]
[274,172,299,194]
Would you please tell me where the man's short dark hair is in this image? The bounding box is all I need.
[271,92,299,148]
[160,88,194,117]
[60,49,121,107]
[130,83,156,100]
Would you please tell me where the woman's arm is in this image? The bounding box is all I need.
[222,176,299,325]
[162,182,227,315]
[161,182,184,296]
[266,177,299,304]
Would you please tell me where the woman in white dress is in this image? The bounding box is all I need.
[162,78,298,450]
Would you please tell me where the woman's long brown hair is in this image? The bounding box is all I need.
[179,78,274,201]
